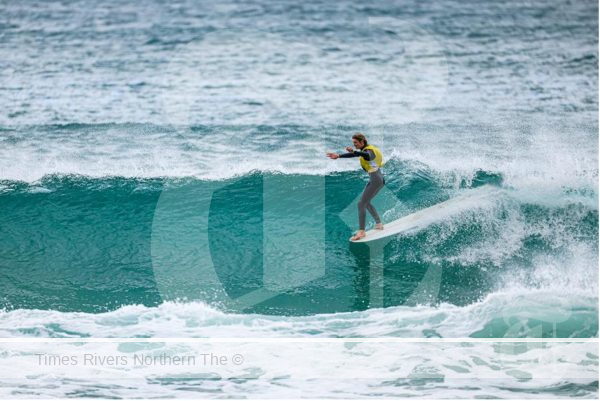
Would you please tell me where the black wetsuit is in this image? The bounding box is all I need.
[339,149,385,230]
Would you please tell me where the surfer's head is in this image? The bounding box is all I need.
[352,133,367,149]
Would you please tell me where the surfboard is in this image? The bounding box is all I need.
[350,185,501,243]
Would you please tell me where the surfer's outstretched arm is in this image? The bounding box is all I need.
[339,149,375,159]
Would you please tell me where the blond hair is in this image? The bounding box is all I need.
[352,132,367,145]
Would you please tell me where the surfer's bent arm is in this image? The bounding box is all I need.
[338,150,375,159]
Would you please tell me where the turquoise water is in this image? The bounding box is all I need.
[1,160,596,336]
[0,0,597,398]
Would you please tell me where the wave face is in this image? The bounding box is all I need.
[0,165,597,338]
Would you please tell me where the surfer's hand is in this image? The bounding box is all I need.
[326,152,339,159]
[345,146,354,152]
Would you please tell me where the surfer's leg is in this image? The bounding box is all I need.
[365,185,383,222]
[357,171,385,231]
[362,170,385,226]
[366,202,381,223]
[357,182,371,230]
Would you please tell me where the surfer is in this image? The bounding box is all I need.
[326,133,385,241]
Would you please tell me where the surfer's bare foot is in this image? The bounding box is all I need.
[375,223,384,230]
[350,230,366,241]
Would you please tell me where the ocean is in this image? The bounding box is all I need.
[0,0,597,398]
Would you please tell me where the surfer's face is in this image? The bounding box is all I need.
[352,138,364,149]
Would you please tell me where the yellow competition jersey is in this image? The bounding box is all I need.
[359,144,383,173]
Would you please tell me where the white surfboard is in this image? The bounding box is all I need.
[350,185,501,243]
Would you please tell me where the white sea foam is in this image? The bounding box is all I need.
[0,338,596,398]
[0,287,595,339]
[387,187,599,282]
[0,119,596,194]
